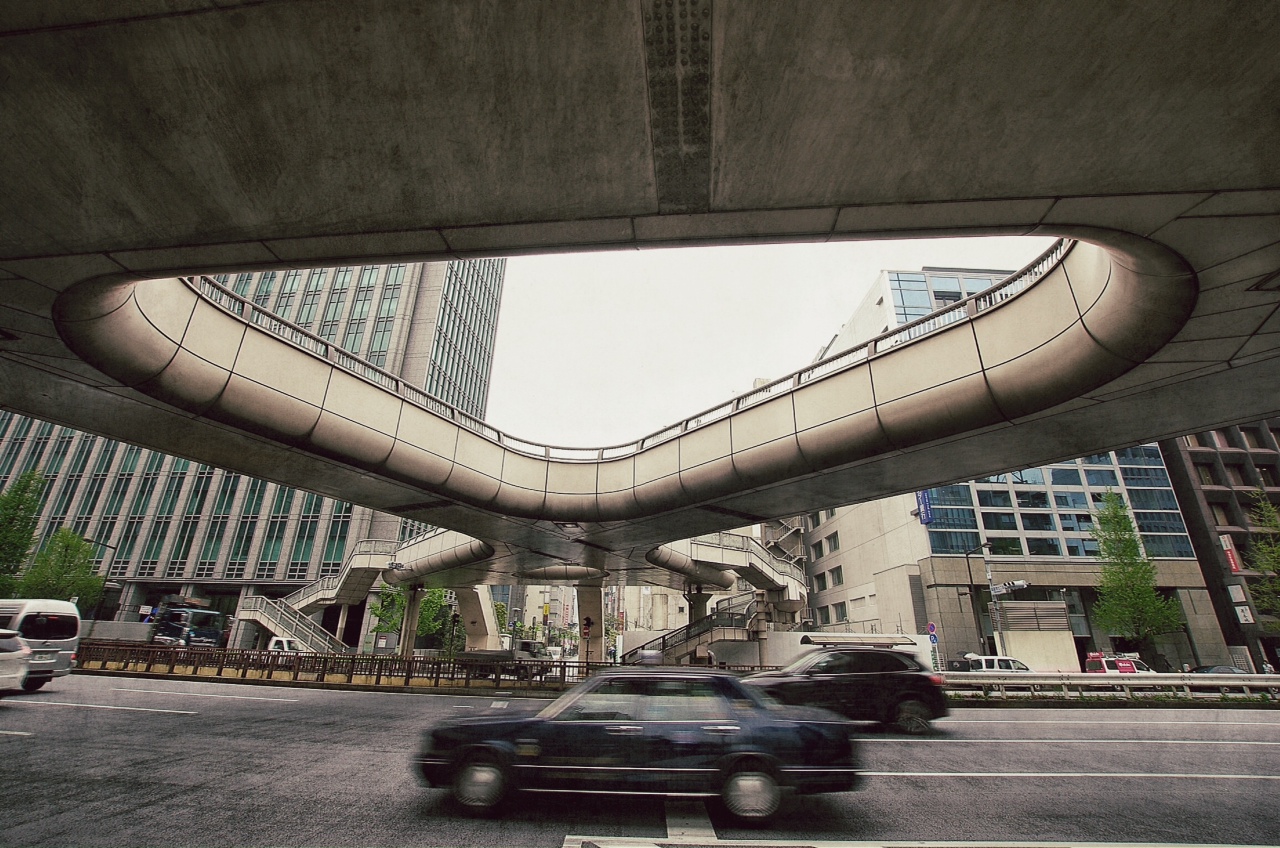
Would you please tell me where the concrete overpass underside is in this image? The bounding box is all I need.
[2,2,1280,589]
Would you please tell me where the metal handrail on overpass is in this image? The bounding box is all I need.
[185,238,1071,463]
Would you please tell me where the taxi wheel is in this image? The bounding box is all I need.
[451,754,508,811]
[22,678,46,692]
[721,762,781,821]
[893,700,933,735]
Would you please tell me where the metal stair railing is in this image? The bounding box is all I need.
[620,607,750,664]
[283,537,406,611]
[238,595,347,654]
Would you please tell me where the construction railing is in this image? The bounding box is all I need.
[945,671,1279,700]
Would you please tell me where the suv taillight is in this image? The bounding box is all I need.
[929,674,945,686]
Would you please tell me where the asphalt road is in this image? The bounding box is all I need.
[1,674,1277,848]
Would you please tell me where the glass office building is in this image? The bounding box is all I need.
[801,266,1226,668]
[0,259,504,621]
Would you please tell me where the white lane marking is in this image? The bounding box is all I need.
[490,701,509,709]
[664,798,716,840]
[0,730,34,736]
[567,840,1280,848]
[942,718,1278,726]
[867,770,1280,780]
[9,700,196,715]
[863,738,1280,746]
[112,687,298,702]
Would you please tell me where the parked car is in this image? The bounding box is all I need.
[0,628,32,698]
[1084,652,1156,673]
[963,654,1033,671]
[414,667,861,820]
[739,646,948,734]
[1189,665,1249,674]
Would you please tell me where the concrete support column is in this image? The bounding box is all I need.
[228,586,257,649]
[399,586,423,658]
[576,586,606,665]
[456,586,501,650]
[684,586,712,622]
[335,604,350,646]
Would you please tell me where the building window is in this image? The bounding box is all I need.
[1195,464,1217,485]
[1050,468,1082,487]
[982,512,1018,531]
[932,507,977,529]
[1224,465,1247,486]
[1129,489,1178,510]
[1026,537,1061,556]
[1211,503,1232,526]
[1055,491,1088,509]
[825,532,839,552]
[1016,491,1050,509]
[813,572,827,592]
[1120,466,1171,488]
[808,512,821,530]
[986,537,1023,555]
[927,485,974,506]
[1064,538,1100,557]
[1010,468,1045,485]
[1021,513,1056,531]
[1085,469,1119,487]
[1243,428,1266,449]
[1142,535,1195,558]
[818,606,831,625]
[1059,513,1094,533]
[829,566,843,586]
[811,541,824,560]
[977,490,1012,508]
[1259,466,1279,488]
[833,602,848,622]
[1135,512,1187,534]
[929,531,981,555]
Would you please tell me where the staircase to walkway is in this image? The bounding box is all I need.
[236,595,349,654]
[235,531,448,652]
[621,591,761,665]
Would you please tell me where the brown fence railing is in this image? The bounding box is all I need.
[75,643,623,692]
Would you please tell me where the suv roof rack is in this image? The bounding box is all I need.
[800,634,918,648]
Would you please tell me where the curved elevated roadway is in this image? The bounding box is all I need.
[1,3,1279,590]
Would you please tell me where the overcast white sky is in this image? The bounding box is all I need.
[484,236,1056,448]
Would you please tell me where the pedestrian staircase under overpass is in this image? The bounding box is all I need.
[622,530,809,665]
[234,536,421,653]
[234,528,504,654]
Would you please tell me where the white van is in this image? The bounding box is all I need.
[0,599,81,691]
[964,653,1033,672]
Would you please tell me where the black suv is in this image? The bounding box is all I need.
[740,647,948,734]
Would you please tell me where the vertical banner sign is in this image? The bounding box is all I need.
[1221,534,1241,573]
[916,491,934,525]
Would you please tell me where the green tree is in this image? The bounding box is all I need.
[1090,491,1184,664]
[493,601,508,632]
[0,470,47,596]
[368,585,468,652]
[1245,491,1280,630]
[16,528,103,613]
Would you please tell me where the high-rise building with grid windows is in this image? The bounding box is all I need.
[799,265,1230,671]
[0,259,504,628]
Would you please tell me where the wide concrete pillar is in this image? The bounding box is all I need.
[457,586,501,650]
[335,604,350,646]
[576,587,606,665]
[684,586,712,622]
[399,586,423,657]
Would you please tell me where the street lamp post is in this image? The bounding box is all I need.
[963,542,993,654]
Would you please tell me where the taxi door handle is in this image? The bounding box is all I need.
[701,724,741,734]
[604,724,643,735]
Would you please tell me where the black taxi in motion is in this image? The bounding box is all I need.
[415,668,861,821]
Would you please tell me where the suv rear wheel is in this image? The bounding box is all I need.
[892,699,933,735]
[721,760,781,821]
